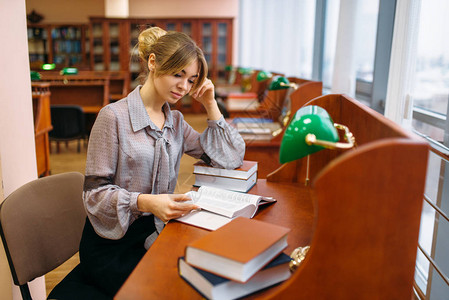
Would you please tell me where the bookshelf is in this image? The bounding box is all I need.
[27,23,90,70]
[89,17,233,91]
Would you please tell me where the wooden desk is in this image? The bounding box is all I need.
[39,73,110,114]
[32,83,52,177]
[116,94,429,299]
[115,180,313,300]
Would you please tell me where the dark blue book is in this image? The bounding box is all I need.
[178,253,291,300]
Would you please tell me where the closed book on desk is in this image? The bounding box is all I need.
[226,92,259,111]
[178,253,292,300]
[193,160,257,180]
[185,217,290,282]
[193,171,257,193]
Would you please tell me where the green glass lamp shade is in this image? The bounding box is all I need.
[225,65,234,71]
[256,71,273,82]
[237,67,253,75]
[41,63,56,70]
[30,71,41,81]
[60,67,78,75]
[268,75,290,90]
[279,106,339,163]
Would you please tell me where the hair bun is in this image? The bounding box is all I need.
[138,27,167,61]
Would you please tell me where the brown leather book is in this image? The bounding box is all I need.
[185,217,290,282]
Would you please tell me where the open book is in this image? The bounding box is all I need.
[175,186,276,231]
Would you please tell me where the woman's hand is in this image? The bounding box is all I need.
[137,193,200,223]
[190,78,222,120]
[190,78,215,107]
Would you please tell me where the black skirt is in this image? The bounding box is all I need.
[79,215,156,297]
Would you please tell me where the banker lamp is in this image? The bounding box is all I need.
[256,70,273,82]
[41,63,56,70]
[60,67,78,75]
[268,75,298,90]
[30,71,41,81]
[279,105,355,183]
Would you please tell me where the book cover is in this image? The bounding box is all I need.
[193,160,257,180]
[178,253,292,300]
[185,217,290,282]
[227,92,258,99]
[193,171,257,193]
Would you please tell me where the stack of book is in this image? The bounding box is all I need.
[225,92,260,111]
[178,217,292,300]
[193,160,258,193]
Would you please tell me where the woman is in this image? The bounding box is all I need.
[79,27,245,297]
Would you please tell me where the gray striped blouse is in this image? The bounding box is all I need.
[83,86,245,248]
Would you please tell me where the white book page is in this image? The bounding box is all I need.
[176,187,277,230]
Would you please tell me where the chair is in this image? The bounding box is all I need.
[49,105,86,153]
[0,172,107,300]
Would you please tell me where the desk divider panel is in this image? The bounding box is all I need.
[266,94,429,299]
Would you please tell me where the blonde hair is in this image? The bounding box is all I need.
[137,26,208,91]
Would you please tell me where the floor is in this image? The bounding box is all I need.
[45,113,208,296]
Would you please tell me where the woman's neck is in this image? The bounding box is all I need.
[139,80,166,130]
[139,80,165,111]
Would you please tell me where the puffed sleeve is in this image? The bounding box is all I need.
[183,115,245,169]
[83,106,142,240]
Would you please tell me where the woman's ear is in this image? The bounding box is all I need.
[148,53,156,72]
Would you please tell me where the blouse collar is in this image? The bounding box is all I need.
[128,85,174,132]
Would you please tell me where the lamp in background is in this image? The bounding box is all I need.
[268,75,298,90]
[256,70,273,82]
[60,67,78,75]
[30,71,41,81]
[279,105,356,184]
[41,63,56,70]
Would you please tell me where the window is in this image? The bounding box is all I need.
[411,1,449,298]
[238,0,316,78]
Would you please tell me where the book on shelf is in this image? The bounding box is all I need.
[175,186,276,231]
[193,160,257,180]
[193,171,257,193]
[178,252,292,300]
[184,217,290,282]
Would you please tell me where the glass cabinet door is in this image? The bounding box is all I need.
[109,22,120,71]
[28,25,49,69]
[217,22,229,81]
[51,26,83,68]
[91,22,104,71]
[201,22,213,77]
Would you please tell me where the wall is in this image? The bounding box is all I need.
[25,0,104,23]
[129,0,238,18]
[0,0,47,299]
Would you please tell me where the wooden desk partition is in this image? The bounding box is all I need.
[266,94,429,299]
[32,83,52,177]
[115,93,428,300]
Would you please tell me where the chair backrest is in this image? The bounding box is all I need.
[49,105,85,139]
[0,172,86,286]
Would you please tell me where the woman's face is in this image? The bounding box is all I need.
[153,60,199,104]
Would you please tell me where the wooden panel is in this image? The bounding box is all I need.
[32,83,52,177]
[266,94,429,299]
